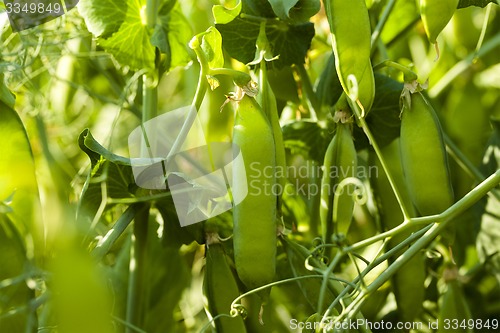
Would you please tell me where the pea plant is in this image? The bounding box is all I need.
[1,0,500,332]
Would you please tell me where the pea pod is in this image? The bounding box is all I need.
[324,0,375,113]
[420,0,459,44]
[320,118,357,243]
[438,268,473,333]
[371,139,426,323]
[400,90,454,217]
[232,95,277,292]
[203,239,247,333]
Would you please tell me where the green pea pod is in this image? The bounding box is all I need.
[371,139,426,323]
[320,121,357,243]
[257,61,287,217]
[204,240,247,333]
[325,0,375,114]
[233,95,277,293]
[400,91,454,217]
[438,274,473,333]
[420,0,459,44]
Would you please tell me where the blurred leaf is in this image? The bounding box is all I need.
[458,0,497,8]
[268,0,320,23]
[282,120,329,162]
[0,215,33,332]
[50,239,114,333]
[0,98,42,251]
[216,17,314,68]
[476,119,500,285]
[380,0,418,44]
[353,74,404,150]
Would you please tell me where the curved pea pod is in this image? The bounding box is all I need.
[320,121,357,243]
[420,0,459,44]
[257,63,287,217]
[325,0,375,114]
[204,240,247,333]
[371,139,426,323]
[400,91,454,217]
[232,95,277,293]
[438,270,473,333]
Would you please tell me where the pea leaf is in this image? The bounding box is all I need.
[80,0,191,71]
[268,0,320,23]
[241,0,276,18]
[78,0,126,38]
[352,74,404,150]
[282,120,329,162]
[152,3,193,71]
[216,17,314,68]
[213,1,242,24]
[200,26,224,69]
[458,0,497,8]
[0,96,43,252]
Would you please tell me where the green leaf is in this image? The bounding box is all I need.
[0,99,42,250]
[216,17,314,68]
[352,74,404,150]
[200,26,224,69]
[98,0,155,71]
[268,0,320,23]
[241,0,276,18]
[282,120,329,162]
[0,74,15,108]
[153,3,193,71]
[458,0,497,8]
[213,1,242,24]
[77,129,135,218]
[78,0,127,38]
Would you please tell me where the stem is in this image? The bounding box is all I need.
[161,37,209,173]
[295,63,320,120]
[92,204,143,260]
[373,60,418,81]
[475,3,492,54]
[429,33,500,98]
[146,0,159,28]
[126,206,150,333]
[341,170,500,320]
[370,0,397,56]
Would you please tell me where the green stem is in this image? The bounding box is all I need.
[146,0,159,28]
[295,63,320,120]
[429,33,500,98]
[126,205,150,333]
[92,204,143,260]
[373,60,418,81]
[342,169,500,320]
[162,37,209,172]
[370,0,397,55]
